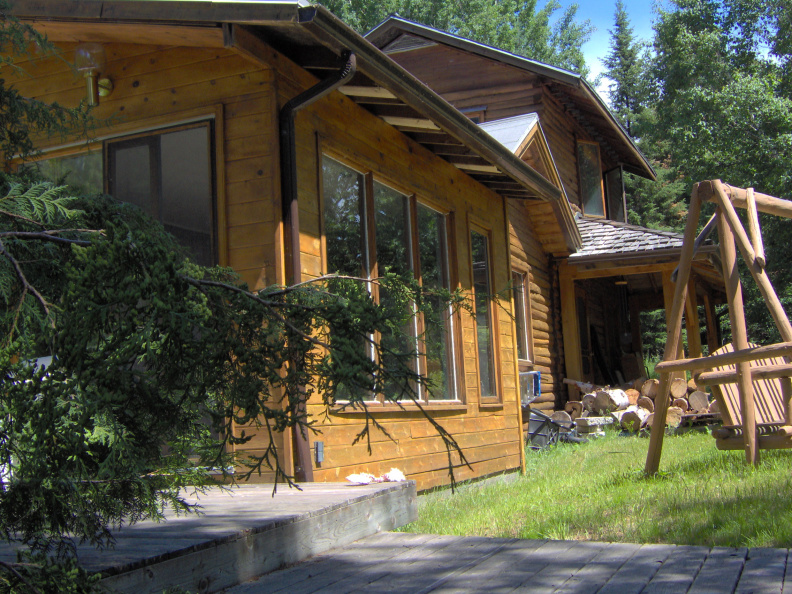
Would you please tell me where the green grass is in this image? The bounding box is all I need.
[399,430,792,548]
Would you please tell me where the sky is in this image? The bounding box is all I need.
[569,0,657,100]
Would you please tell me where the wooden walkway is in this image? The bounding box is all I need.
[0,482,417,593]
[225,531,790,593]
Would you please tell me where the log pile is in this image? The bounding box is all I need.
[562,376,721,433]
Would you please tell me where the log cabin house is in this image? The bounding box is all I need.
[6,0,593,490]
[366,16,727,406]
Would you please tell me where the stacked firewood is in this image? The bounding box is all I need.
[562,377,720,433]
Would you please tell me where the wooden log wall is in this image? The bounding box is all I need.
[508,199,558,411]
[8,41,287,481]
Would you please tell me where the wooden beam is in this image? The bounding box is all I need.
[656,341,792,374]
[645,185,702,475]
[339,85,397,99]
[711,180,792,342]
[558,261,582,399]
[26,20,226,47]
[745,187,766,268]
[379,116,440,130]
[452,163,500,173]
[699,179,792,219]
[717,204,759,464]
[695,363,792,387]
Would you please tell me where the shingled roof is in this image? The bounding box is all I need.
[570,216,692,262]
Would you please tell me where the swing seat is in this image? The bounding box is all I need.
[702,343,792,450]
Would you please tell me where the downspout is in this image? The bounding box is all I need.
[279,50,356,483]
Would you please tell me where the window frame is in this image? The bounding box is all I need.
[577,140,606,218]
[512,269,535,368]
[25,114,221,266]
[469,221,501,404]
[604,165,627,223]
[319,151,462,408]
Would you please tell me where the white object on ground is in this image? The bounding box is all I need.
[346,468,406,485]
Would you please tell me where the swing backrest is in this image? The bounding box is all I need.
[709,342,787,427]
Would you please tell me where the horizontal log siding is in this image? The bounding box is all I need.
[270,54,522,490]
[9,42,286,481]
[508,199,557,411]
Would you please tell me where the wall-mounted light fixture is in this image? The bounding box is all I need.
[74,42,110,106]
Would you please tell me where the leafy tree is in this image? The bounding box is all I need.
[319,0,593,74]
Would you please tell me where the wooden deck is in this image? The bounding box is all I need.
[0,482,416,593]
[225,531,790,593]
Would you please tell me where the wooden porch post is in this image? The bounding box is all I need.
[558,261,581,400]
[685,277,703,358]
[701,291,720,355]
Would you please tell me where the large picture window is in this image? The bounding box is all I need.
[322,155,458,402]
[32,121,216,267]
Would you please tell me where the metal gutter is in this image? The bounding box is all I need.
[279,50,357,483]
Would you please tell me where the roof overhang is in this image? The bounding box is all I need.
[11,0,582,251]
[366,15,656,182]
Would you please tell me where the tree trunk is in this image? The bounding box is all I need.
[670,377,688,399]
[582,393,597,413]
[641,378,660,400]
[672,397,690,411]
[622,407,651,432]
[666,406,685,428]
[594,389,630,414]
[637,396,655,412]
[625,388,640,406]
[689,390,710,412]
[565,401,584,420]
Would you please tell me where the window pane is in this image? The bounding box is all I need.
[160,127,213,266]
[417,204,455,400]
[605,167,625,222]
[109,141,153,214]
[34,151,103,195]
[323,157,366,276]
[471,230,496,398]
[373,182,413,401]
[578,142,604,216]
[513,271,529,361]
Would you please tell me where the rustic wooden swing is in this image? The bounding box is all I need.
[645,180,792,474]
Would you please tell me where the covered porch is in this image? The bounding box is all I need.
[558,216,726,400]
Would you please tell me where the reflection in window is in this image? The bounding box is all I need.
[578,141,604,217]
[108,124,215,266]
[512,271,532,362]
[33,151,103,195]
[323,157,366,277]
[605,166,626,223]
[471,229,496,398]
[322,155,458,403]
[417,204,455,400]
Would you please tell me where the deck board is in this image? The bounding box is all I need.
[225,533,792,594]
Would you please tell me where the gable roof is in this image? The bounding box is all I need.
[366,15,656,181]
[11,0,582,252]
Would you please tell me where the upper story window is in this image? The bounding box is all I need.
[577,141,605,217]
[604,166,627,223]
[321,155,458,402]
[32,121,216,266]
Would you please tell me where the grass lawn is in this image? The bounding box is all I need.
[400,430,792,548]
